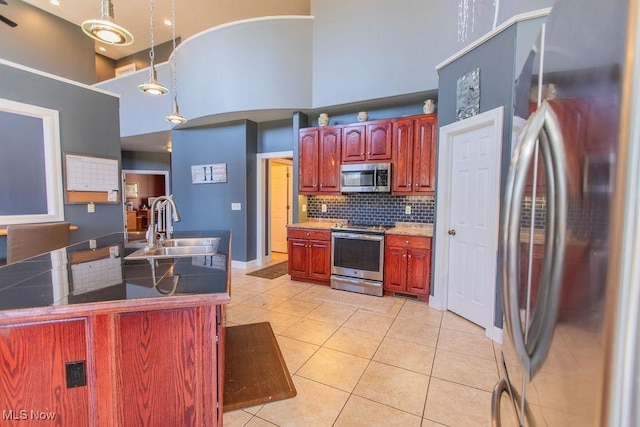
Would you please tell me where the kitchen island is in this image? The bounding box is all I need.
[0,230,231,426]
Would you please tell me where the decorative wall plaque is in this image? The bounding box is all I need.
[456,68,480,121]
[191,163,227,184]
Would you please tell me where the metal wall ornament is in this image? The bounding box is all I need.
[456,68,481,121]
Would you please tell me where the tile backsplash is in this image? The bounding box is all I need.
[307,194,435,225]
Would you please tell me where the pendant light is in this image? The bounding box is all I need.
[138,0,168,95]
[81,0,133,46]
[165,0,187,124]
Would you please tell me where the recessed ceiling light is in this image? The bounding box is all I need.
[50,0,61,6]
[164,19,172,26]
[99,46,106,52]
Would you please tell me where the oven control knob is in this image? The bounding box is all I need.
[448,229,456,236]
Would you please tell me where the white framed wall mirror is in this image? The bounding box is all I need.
[0,98,64,225]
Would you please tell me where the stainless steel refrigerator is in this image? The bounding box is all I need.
[493,0,640,425]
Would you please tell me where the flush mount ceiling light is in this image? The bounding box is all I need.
[138,0,167,95]
[81,0,133,46]
[165,0,186,124]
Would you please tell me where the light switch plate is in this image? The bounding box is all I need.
[231,203,241,211]
[302,204,307,212]
[87,203,95,213]
[321,204,327,213]
[405,205,411,214]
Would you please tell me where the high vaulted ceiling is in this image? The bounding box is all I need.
[22,0,311,60]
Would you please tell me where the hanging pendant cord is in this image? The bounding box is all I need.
[171,0,178,105]
[148,0,156,75]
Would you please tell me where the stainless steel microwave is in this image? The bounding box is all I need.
[340,163,391,193]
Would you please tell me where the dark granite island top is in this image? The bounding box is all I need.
[0,230,231,426]
[0,230,231,315]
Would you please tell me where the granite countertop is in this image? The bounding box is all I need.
[287,219,346,230]
[386,222,434,237]
[0,230,232,313]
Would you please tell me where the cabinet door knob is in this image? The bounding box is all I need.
[448,229,456,236]
[306,232,310,236]
[405,240,409,244]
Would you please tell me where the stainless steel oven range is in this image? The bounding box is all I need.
[330,224,388,297]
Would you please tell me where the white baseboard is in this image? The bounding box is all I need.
[486,326,503,344]
[231,259,258,269]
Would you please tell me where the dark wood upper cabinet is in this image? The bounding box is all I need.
[391,118,414,193]
[341,121,392,163]
[318,126,342,193]
[366,120,393,161]
[298,128,319,193]
[341,125,366,162]
[299,114,437,195]
[392,114,437,195]
[299,127,341,195]
[413,115,437,193]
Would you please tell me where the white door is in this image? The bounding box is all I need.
[434,108,503,336]
[270,162,291,253]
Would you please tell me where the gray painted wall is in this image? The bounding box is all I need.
[0,112,47,215]
[257,120,294,154]
[311,0,554,108]
[170,121,257,262]
[0,0,95,84]
[0,61,122,259]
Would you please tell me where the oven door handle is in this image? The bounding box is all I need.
[331,232,385,241]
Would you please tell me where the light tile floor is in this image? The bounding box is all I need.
[224,255,500,427]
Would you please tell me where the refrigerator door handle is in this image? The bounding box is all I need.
[529,101,568,376]
[491,377,510,427]
[502,101,568,379]
[492,376,539,427]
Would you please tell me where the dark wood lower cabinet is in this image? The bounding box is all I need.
[287,227,331,285]
[0,301,226,426]
[519,241,590,318]
[384,235,432,301]
[0,319,90,425]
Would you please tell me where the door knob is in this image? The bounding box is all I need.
[448,229,456,236]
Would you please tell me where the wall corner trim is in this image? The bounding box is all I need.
[435,8,552,72]
[0,58,121,99]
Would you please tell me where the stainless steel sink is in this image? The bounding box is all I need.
[161,237,221,250]
[125,238,221,260]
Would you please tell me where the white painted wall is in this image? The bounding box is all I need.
[175,17,313,121]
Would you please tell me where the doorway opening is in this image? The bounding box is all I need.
[270,159,293,256]
[256,151,294,266]
[122,169,170,242]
